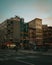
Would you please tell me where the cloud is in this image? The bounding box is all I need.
[33,0,52,14]
[44,17,52,20]
[43,17,52,26]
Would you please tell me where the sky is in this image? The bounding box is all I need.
[0,0,52,26]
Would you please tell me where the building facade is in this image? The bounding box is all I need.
[47,26,52,47]
[1,16,52,50]
[0,16,24,45]
[28,18,43,46]
[42,25,48,44]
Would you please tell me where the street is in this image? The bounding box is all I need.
[0,49,52,65]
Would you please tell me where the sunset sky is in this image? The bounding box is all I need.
[0,0,52,26]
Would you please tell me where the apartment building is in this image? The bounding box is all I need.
[28,18,43,46]
[23,23,29,49]
[47,26,52,46]
[0,16,24,45]
[42,25,48,44]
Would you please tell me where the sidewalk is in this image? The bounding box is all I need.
[0,49,52,56]
[18,49,43,54]
[18,49,52,55]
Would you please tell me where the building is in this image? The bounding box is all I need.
[42,25,48,44]
[23,23,29,49]
[47,26,52,47]
[42,25,52,46]
[0,16,24,46]
[28,18,43,47]
[1,16,52,50]
[42,25,52,49]
[28,27,36,49]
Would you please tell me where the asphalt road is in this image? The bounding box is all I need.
[0,49,52,65]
